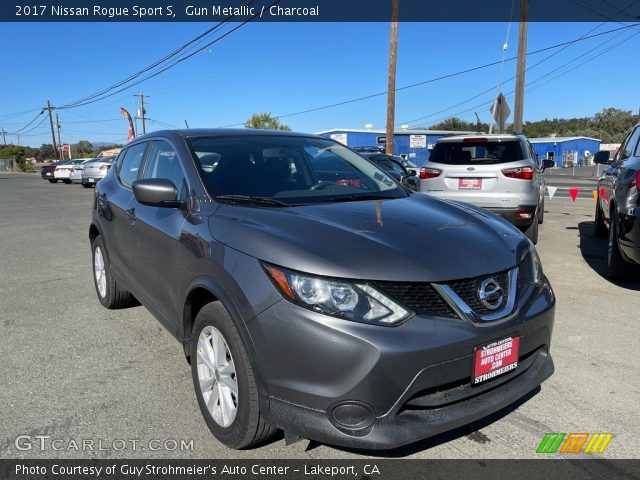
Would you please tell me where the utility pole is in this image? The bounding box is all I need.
[56,113,64,159]
[513,0,528,133]
[385,0,399,156]
[43,100,59,160]
[134,93,148,134]
[1,128,6,146]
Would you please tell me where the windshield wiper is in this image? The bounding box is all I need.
[315,193,397,203]
[213,195,290,207]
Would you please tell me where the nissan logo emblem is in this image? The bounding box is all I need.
[478,278,504,311]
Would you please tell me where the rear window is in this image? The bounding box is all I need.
[429,140,526,165]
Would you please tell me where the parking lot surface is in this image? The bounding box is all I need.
[1,173,638,459]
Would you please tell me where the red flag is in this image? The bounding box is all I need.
[119,107,135,142]
[569,187,579,202]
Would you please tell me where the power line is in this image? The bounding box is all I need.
[217,22,640,128]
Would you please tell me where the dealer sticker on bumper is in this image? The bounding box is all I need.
[472,336,519,384]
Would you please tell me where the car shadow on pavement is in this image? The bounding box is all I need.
[308,386,541,457]
[577,221,640,291]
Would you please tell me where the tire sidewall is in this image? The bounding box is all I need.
[190,303,255,449]
[91,236,111,308]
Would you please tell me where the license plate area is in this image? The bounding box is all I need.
[459,178,482,190]
[472,336,519,385]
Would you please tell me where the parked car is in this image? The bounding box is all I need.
[90,129,555,450]
[81,155,116,188]
[419,134,554,244]
[69,158,97,183]
[358,152,419,191]
[593,123,640,279]
[41,160,68,182]
[54,158,89,184]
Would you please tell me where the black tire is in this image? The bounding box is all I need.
[91,235,135,309]
[538,199,545,224]
[607,211,633,280]
[48,179,56,183]
[82,183,92,188]
[594,195,607,238]
[63,179,72,184]
[191,302,277,449]
[523,216,539,244]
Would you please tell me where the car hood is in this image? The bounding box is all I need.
[209,194,530,282]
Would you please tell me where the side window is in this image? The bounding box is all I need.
[117,143,147,188]
[142,140,188,201]
[619,127,640,162]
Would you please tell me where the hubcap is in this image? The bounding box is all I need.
[94,247,106,298]
[196,326,238,427]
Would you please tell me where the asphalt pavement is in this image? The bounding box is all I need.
[0,173,638,460]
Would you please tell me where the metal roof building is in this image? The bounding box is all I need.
[529,136,601,167]
[316,128,479,166]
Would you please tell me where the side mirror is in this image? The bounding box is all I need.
[132,178,182,208]
[593,150,611,165]
[407,169,417,177]
[401,176,420,191]
[542,159,555,170]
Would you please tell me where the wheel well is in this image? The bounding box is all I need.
[89,224,100,244]
[182,287,218,357]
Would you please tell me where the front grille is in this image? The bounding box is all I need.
[371,281,456,318]
[447,269,511,316]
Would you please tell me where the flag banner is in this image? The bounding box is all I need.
[546,186,558,200]
[568,188,579,202]
[119,107,135,142]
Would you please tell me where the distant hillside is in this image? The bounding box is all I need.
[428,108,638,143]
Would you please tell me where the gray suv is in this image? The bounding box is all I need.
[420,134,553,243]
[90,129,555,450]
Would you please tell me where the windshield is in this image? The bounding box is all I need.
[429,140,526,165]
[187,135,406,205]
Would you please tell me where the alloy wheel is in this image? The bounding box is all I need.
[94,247,107,298]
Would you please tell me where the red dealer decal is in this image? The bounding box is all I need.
[473,336,519,384]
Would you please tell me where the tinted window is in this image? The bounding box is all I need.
[143,140,188,201]
[117,143,147,188]
[620,126,640,159]
[430,140,525,165]
[187,135,404,204]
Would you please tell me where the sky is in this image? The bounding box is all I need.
[0,21,639,147]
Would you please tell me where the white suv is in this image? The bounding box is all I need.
[419,133,553,243]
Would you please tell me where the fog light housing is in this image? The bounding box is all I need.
[329,401,376,435]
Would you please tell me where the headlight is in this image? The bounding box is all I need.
[263,264,411,326]
[529,243,544,285]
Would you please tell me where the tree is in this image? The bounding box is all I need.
[0,145,31,172]
[39,144,56,160]
[73,140,94,157]
[244,113,291,131]
[430,117,489,132]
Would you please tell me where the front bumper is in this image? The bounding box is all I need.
[248,280,555,449]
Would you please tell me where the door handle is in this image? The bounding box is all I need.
[126,207,136,223]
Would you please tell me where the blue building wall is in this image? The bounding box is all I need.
[319,130,449,166]
[531,138,600,167]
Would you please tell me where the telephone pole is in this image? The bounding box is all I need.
[43,100,60,160]
[56,113,64,159]
[513,0,528,132]
[134,94,148,134]
[385,0,399,156]
[1,128,6,146]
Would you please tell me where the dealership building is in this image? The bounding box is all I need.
[529,136,601,167]
[316,128,478,166]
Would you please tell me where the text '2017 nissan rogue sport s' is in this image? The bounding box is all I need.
[90,129,555,450]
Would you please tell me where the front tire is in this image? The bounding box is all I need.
[523,215,539,244]
[91,235,135,309]
[63,179,71,184]
[607,211,633,280]
[594,196,607,238]
[538,199,545,224]
[191,302,277,449]
[82,183,92,188]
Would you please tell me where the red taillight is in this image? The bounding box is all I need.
[99,165,110,171]
[70,168,75,173]
[502,167,533,180]
[463,137,488,143]
[631,170,640,189]
[419,167,442,179]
